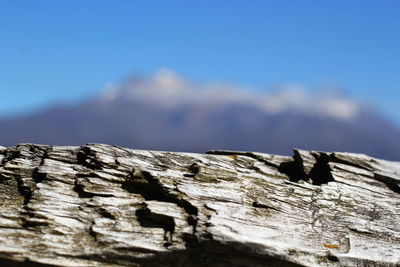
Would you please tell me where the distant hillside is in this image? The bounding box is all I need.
[1,70,399,160]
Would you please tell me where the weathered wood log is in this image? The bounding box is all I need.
[0,144,399,267]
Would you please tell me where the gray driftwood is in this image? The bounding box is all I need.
[0,144,399,267]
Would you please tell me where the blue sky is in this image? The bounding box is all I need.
[1,1,399,123]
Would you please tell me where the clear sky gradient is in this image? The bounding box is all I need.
[1,1,399,123]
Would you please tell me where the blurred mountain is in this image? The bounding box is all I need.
[1,70,400,160]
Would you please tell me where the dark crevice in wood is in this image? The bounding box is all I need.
[122,170,198,216]
[77,146,102,170]
[206,150,281,168]
[329,154,375,171]
[12,145,51,209]
[73,180,96,198]
[252,201,280,211]
[326,254,339,262]
[88,223,98,242]
[16,177,33,206]
[1,149,20,164]
[73,179,114,198]
[135,205,176,236]
[278,160,309,183]
[188,163,200,176]
[374,176,400,194]
[31,145,51,166]
[32,168,46,184]
[123,169,200,241]
[0,258,56,267]
[278,152,334,185]
[308,154,334,185]
[20,209,50,228]
[97,207,116,220]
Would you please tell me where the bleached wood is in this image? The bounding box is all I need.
[0,144,399,266]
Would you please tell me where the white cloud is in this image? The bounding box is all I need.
[99,69,360,120]
[316,98,359,120]
[258,88,359,119]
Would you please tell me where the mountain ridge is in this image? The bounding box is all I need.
[1,71,399,160]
